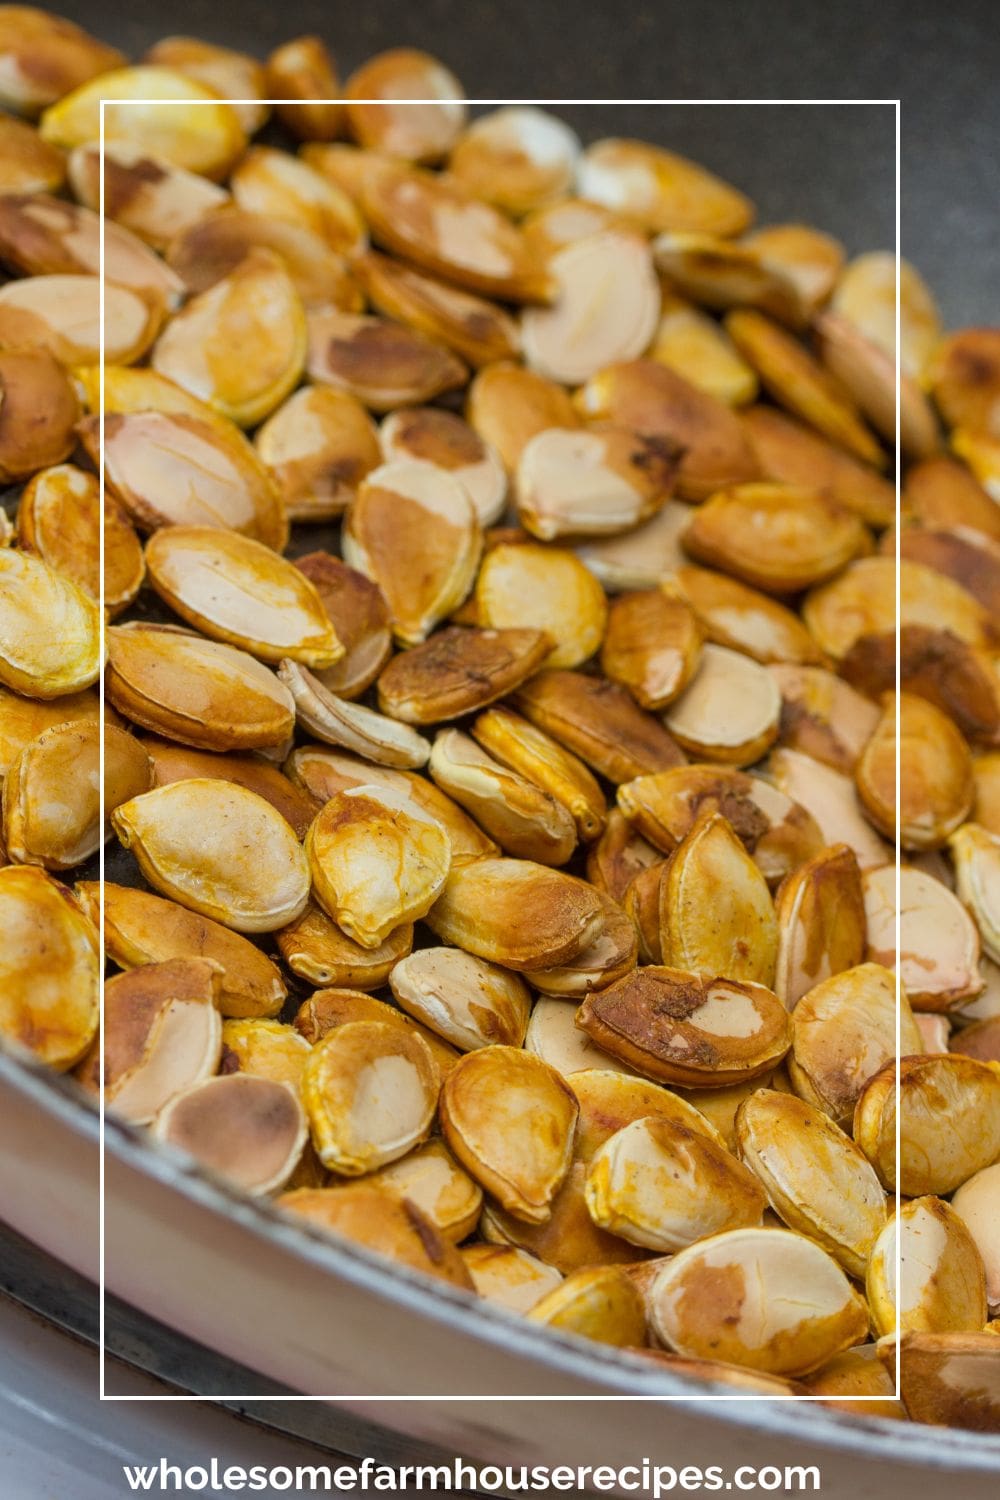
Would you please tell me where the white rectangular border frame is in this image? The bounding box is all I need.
[98,94,903,1404]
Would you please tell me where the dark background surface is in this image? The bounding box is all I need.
[49,0,999,327]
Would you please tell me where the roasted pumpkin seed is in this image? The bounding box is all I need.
[854,1054,1000,1195]
[154,1073,307,1196]
[0,864,98,1070]
[867,1196,988,1337]
[440,1045,578,1223]
[306,784,451,949]
[389,946,530,1052]
[427,857,604,972]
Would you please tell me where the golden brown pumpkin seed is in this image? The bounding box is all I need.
[586,1116,766,1253]
[3,720,151,870]
[440,1045,578,1223]
[67,142,229,251]
[0,273,160,365]
[741,403,896,529]
[152,249,306,427]
[254,387,382,525]
[661,812,778,987]
[426,857,605,972]
[814,309,940,459]
[863,863,984,1011]
[788,962,919,1127]
[516,427,678,542]
[449,106,580,215]
[106,623,295,752]
[0,548,99,699]
[154,1073,306,1196]
[574,359,761,503]
[279,660,429,770]
[867,1196,988,1338]
[522,900,637,997]
[671,566,823,668]
[39,67,246,180]
[569,1069,725,1164]
[475,541,607,670]
[649,1227,869,1376]
[515,668,685,783]
[578,966,791,1089]
[344,48,464,161]
[734,1089,884,1275]
[0,865,98,1070]
[144,738,320,839]
[833,251,940,379]
[291,985,456,1079]
[0,193,183,303]
[0,347,79,482]
[575,503,691,595]
[306,784,451,949]
[76,958,222,1122]
[389,946,530,1053]
[85,408,287,549]
[354,250,520,371]
[361,161,550,304]
[279,1183,474,1288]
[266,35,342,141]
[684,482,870,595]
[743,223,845,319]
[522,231,659,385]
[17,465,144,616]
[146,526,342,669]
[368,1140,482,1243]
[889,1331,1000,1432]
[377,626,551,726]
[219,1020,311,1094]
[854,1054,1000,1195]
[466,360,580,473]
[586,812,660,905]
[927,327,1000,438]
[379,407,507,527]
[526,1265,647,1347]
[649,289,757,406]
[654,231,805,326]
[344,461,480,645]
[618,763,822,891]
[774,843,866,1009]
[0,8,123,114]
[725,309,884,467]
[599,589,702,712]
[472,705,606,844]
[303,1019,438,1176]
[949,823,1000,964]
[462,1243,563,1313]
[429,728,577,866]
[577,138,753,238]
[662,643,780,766]
[768,747,892,870]
[0,112,64,192]
[166,204,359,309]
[141,35,268,135]
[230,145,364,254]
[905,454,1000,545]
[83,881,285,1020]
[768,663,879,772]
[857,692,974,849]
[278,906,413,993]
[113,779,311,935]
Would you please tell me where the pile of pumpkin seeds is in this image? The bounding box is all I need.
[0,3,998,1432]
